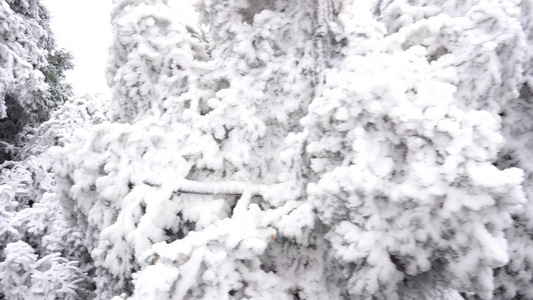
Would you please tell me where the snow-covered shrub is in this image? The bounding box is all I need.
[51,118,197,297]
[106,0,209,123]
[0,0,73,162]
[52,0,321,298]
[371,0,533,298]
[0,241,94,300]
[0,241,38,299]
[131,203,283,300]
[0,0,50,119]
[295,1,528,298]
[0,94,108,298]
[0,185,19,250]
[52,0,533,299]
[303,43,524,298]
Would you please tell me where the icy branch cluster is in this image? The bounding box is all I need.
[303,2,527,296]
[0,95,109,299]
[0,0,52,119]
[0,241,92,300]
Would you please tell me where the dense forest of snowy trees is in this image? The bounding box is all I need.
[2,0,533,299]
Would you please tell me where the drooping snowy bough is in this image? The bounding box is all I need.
[51,0,533,299]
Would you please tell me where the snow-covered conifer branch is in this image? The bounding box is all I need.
[176,179,268,197]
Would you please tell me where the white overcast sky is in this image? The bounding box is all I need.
[41,0,113,97]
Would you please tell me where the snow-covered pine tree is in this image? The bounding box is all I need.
[0,94,109,299]
[0,1,91,298]
[52,0,320,298]
[52,0,533,299]
[370,1,533,298]
[0,240,94,300]
[53,0,215,297]
[302,0,529,298]
[0,0,73,163]
[0,96,107,299]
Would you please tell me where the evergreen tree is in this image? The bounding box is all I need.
[0,240,93,300]
[47,0,533,299]
[0,1,86,298]
[0,0,73,163]
[0,94,108,299]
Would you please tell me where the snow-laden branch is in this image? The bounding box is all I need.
[176,179,268,197]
